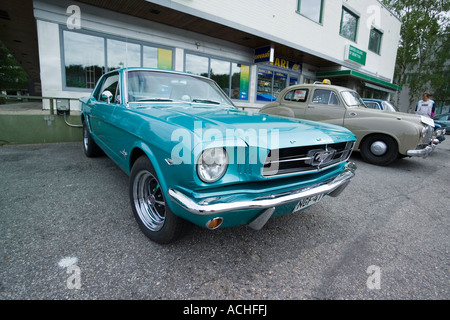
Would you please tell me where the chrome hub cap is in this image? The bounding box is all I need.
[370,141,388,156]
[133,171,166,231]
[83,126,89,151]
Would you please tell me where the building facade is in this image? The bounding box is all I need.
[23,0,402,110]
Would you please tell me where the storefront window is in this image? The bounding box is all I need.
[257,68,294,102]
[62,29,174,89]
[142,47,173,70]
[290,76,298,86]
[257,68,274,101]
[340,7,359,42]
[63,31,104,89]
[185,53,249,100]
[210,59,231,95]
[273,72,287,99]
[107,39,141,71]
[143,46,157,68]
[185,54,209,77]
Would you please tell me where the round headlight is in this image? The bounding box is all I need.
[421,126,428,139]
[197,148,228,183]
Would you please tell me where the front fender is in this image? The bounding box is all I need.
[345,117,421,154]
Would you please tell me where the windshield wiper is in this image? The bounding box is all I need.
[136,98,173,102]
[192,99,221,105]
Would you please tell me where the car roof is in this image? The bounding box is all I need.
[362,98,383,102]
[288,82,356,92]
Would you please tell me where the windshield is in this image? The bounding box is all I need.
[126,70,235,107]
[382,101,399,112]
[341,91,365,107]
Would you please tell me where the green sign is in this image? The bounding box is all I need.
[345,45,366,66]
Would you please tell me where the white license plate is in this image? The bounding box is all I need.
[292,193,324,213]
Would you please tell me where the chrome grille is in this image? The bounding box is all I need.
[424,125,434,144]
[263,141,354,176]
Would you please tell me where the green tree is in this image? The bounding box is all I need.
[382,0,450,109]
[0,41,28,93]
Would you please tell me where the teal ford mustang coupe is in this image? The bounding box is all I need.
[80,68,357,244]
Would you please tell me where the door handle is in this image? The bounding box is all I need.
[349,112,357,116]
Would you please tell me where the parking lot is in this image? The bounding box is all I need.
[0,140,449,300]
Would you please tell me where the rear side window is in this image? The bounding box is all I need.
[312,89,340,105]
[284,89,309,102]
[364,101,380,110]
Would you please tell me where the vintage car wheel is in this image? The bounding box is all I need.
[129,156,188,244]
[82,120,102,157]
[360,134,398,166]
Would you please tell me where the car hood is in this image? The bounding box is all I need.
[130,103,356,149]
[351,107,434,127]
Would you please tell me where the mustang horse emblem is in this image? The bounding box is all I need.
[306,149,336,167]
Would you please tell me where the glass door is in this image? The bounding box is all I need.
[257,68,274,101]
[273,71,287,100]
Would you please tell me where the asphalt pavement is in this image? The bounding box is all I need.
[0,140,449,300]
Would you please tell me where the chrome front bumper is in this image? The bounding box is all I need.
[406,142,437,158]
[168,162,356,216]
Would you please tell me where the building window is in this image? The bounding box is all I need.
[297,0,323,24]
[340,7,359,42]
[185,53,249,100]
[107,39,141,71]
[368,28,383,54]
[257,68,289,102]
[256,66,301,102]
[210,58,231,94]
[62,29,173,89]
[63,31,105,89]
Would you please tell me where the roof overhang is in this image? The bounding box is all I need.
[316,69,402,92]
[1,0,343,88]
[0,0,40,84]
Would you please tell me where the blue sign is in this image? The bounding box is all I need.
[254,46,273,63]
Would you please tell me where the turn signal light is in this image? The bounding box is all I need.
[206,217,223,230]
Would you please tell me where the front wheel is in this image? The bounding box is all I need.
[360,134,398,166]
[129,156,189,244]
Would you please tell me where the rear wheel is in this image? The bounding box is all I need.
[360,134,398,166]
[129,156,188,244]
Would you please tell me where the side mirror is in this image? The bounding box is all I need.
[101,90,113,104]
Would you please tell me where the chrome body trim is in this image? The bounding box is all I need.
[168,162,357,215]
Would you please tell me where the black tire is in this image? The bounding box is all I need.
[129,156,189,244]
[360,134,398,166]
[82,120,102,157]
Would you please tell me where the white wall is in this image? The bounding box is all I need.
[156,0,401,81]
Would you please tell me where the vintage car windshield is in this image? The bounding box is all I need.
[126,70,235,107]
[341,91,365,107]
[382,101,399,112]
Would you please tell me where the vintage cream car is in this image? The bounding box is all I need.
[260,81,436,166]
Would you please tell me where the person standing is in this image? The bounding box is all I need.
[415,92,435,118]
